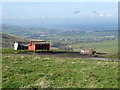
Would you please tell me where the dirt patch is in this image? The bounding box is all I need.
[2,53,119,61]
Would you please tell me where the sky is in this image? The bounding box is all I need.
[2,0,119,2]
[2,2,118,28]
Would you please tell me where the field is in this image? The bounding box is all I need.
[1,25,119,88]
[68,40,118,54]
[2,54,118,88]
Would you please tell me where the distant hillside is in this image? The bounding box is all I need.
[1,33,29,49]
[1,24,32,38]
[1,24,61,39]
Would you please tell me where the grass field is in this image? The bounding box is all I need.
[69,40,118,54]
[2,54,118,88]
[2,39,118,55]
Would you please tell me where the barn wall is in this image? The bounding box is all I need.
[28,44,35,51]
[28,43,50,51]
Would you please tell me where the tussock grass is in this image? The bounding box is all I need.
[2,48,33,54]
[2,55,118,88]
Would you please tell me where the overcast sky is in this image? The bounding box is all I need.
[2,0,119,2]
[2,2,118,28]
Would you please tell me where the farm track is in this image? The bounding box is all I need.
[2,53,120,61]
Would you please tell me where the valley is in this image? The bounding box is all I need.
[1,24,119,88]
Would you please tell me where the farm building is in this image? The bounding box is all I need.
[14,41,50,51]
[28,41,50,51]
[14,42,28,50]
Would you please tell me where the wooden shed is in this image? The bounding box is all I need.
[28,41,50,51]
[14,42,28,50]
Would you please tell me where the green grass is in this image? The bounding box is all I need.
[2,48,33,54]
[2,48,15,54]
[70,40,118,54]
[2,55,118,88]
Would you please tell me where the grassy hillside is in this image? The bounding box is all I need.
[2,55,118,88]
[1,33,29,49]
[1,24,61,39]
[68,40,118,54]
[1,32,118,54]
[1,24,118,54]
[1,24,31,37]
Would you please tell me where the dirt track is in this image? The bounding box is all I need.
[2,53,120,61]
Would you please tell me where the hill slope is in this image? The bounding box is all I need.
[2,54,118,88]
[1,33,29,49]
[1,24,61,39]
